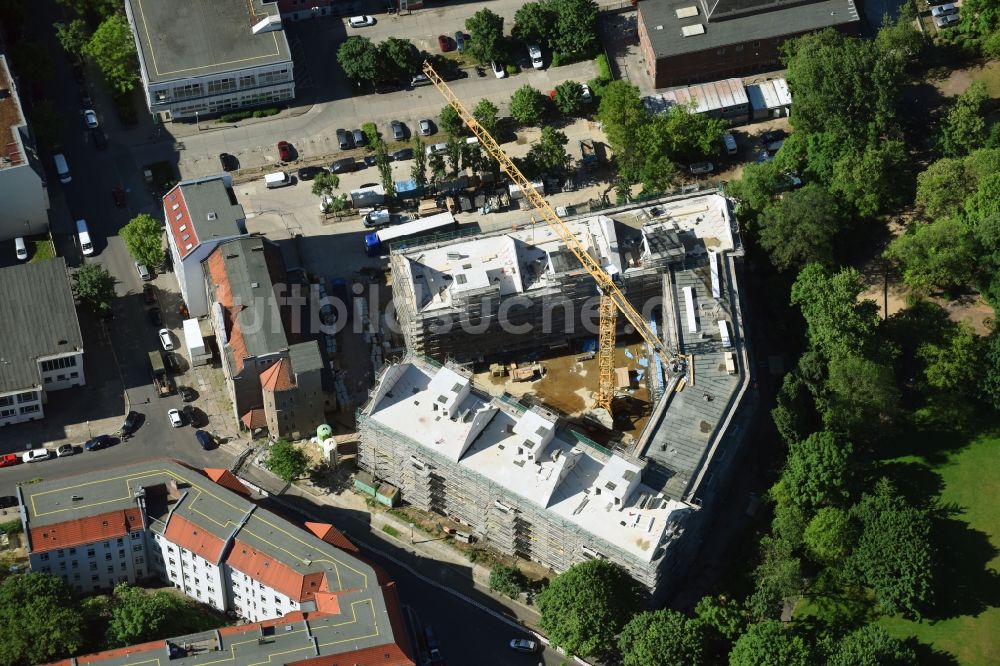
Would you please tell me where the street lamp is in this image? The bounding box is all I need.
[409,523,415,543]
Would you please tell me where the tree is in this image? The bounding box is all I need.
[553,80,584,116]
[748,535,803,620]
[885,218,977,293]
[823,352,899,436]
[266,439,309,483]
[54,19,89,59]
[373,138,395,197]
[73,263,116,314]
[790,264,881,361]
[959,0,1000,38]
[757,184,843,270]
[827,624,917,666]
[444,135,464,177]
[827,138,909,218]
[337,36,379,83]
[509,85,546,126]
[380,37,419,79]
[107,584,188,648]
[918,322,985,394]
[55,0,119,22]
[311,171,340,197]
[914,157,968,219]
[465,9,505,63]
[83,15,140,94]
[850,479,935,618]
[939,82,989,157]
[429,152,447,181]
[472,99,499,136]
[694,594,749,644]
[512,1,556,46]
[619,610,707,666]
[773,431,854,513]
[120,213,165,268]
[550,0,600,56]
[656,104,727,163]
[728,621,812,666]
[537,559,640,659]
[412,136,428,188]
[0,573,84,665]
[526,127,570,174]
[803,506,854,564]
[438,105,465,137]
[488,564,527,599]
[982,331,1000,409]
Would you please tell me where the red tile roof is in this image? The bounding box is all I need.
[163,186,199,260]
[30,508,142,552]
[241,407,267,429]
[204,468,252,497]
[164,513,227,562]
[206,249,249,373]
[260,358,295,392]
[305,522,359,554]
[227,538,330,602]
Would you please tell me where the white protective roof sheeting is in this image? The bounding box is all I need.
[643,78,748,115]
[681,23,706,36]
[675,5,699,18]
[183,317,205,353]
[684,286,697,333]
[748,78,792,111]
[376,212,455,243]
[709,250,721,299]
[718,320,732,348]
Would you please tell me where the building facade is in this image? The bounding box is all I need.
[637,0,861,88]
[22,461,415,666]
[125,0,294,120]
[0,55,48,241]
[0,259,84,427]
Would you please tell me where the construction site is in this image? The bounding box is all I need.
[357,189,757,598]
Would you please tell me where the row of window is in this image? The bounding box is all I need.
[170,87,293,117]
[44,372,79,384]
[154,69,292,103]
[40,356,78,372]
[0,391,37,407]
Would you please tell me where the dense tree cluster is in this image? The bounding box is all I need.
[337,36,420,84]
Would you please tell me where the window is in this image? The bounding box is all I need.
[133,544,143,552]
[131,532,141,541]
[20,404,39,415]
[120,563,127,571]
[59,562,66,570]
[117,538,124,546]
[169,558,176,566]
[44,377,52,384]
[752,40,760,47]
[0,395,12,407]
[71,561,78,569]
[91,575,99,582]
[105,553,112,561]
[17,391,36,403]
[107,565,114,573]
[134,556,144,565]
[87,549,95,558]
[69,548,76,555]
[41,566,51,573]
[41,357,76,372]
[168,546,175,553]
[0,408,14,418]
[136,569,143,577]
[103,542,110,549]
[716,48,726,55]
[89,562,97,571]
[119,549,126,558]
[207,586,214,593]
[735,44,744,52]
[39,553,49,562]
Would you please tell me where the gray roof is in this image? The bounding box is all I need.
[126,0,291,85]
[178,176,246,245]
[289,341,324,375]
[639,0,860,59]
[0,258,82,393]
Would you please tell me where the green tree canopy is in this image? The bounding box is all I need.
[939,81,989,157]
[337,36,379,83]
[488,564,527,599]
[550,0,600,56]
[959,0,1000,36]
[537,559,640,659]
[444,135,464,177]
[472,98,499,136]
[509,85,546,126]
[790,264,881,361]
[914,156,968,219]
[983,331,1000,409]
[412,136,428,187]
[694,594,749,644]
[83,15,140,94]
[885,218,977,294]
[827,624,918,666]
[526,127,570,175]
[918,322,985,394]
[728,620,813,666]
[0,573,84,665]
[54,19,90,59]
[655,103,727,163]
[465,9,505,63]
[803,506,855,564]
[120,213,165,268]
[106,584,187,647]
[757,184,843,270]
[438,104,465,136]
[553,80,584,116]
[619,609,707,666]
[512,1,556,46]
[266,439,309,483]
[773,431,855,512]
[311,171,340,197]
[73,263,117,314]
[380,37,419,78]
[823,351,900,437]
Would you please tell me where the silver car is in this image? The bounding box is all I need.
[419,119,433,136]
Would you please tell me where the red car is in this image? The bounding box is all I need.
[438,35,453,52]
[277,141,292,161]
[112,187,126,208]
[0,453,19,468]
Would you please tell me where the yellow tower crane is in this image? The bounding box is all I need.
[422,61,672,415]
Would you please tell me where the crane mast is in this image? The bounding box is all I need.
[422,61,671,414]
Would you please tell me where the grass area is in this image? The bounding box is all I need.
[972,60,1000,99]
[878,431,1000,666]
[381,524,401,538]
[28,238,53,262]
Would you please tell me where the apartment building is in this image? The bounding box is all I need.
[0,259,84,427]
[22,460,414,665]
[0,54,48,241]
[125,0,294,120]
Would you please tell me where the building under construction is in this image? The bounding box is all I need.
[360,192,757,597]
[389,212,686,362]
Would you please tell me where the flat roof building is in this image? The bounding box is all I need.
[0,258,84,427]
[21,460,414,665]
[642,77,750,124]
[124,0,294,120]
[0,55,48,241]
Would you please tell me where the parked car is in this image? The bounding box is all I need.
[178,386,197,402]
[336,128,352,150]
[23,448,52,463]
[418,118,433,136]
[438,34,453,52]
[363,155,378,167]
[509,638,540,653]
[297,165,325,180]
[158,328,174,351]
[195,430,214,450]
[580,83,592,104]
[135,261,151,281]
[277,141,292,161]
[934,14,960,27]
[454,31,466,51]
[84,435,112,451]
[182,405,201,427]
[331,158,359,173]
[122,410,140,435]
[15,237,27,261]
[168,408,184,428]
[348,15,376,27]
[0,453,20,467]
[930,3,958,17]
[689,161,715,175]
[392,148,414,161]
[528,44,543,69]
[148,307,162,327]
[374,81,403,94]
[410,74,431,87]
[219,152,238,172]
[364,209,391,228]
[491,60,505,78]
[426,142,447,156]
[143,283,157,303]
[112,187,125,208]
[390,120,406,141]
[56,444,76,458]
[83,109,98,129]
[164,352,181,374]
[352,129,366,146]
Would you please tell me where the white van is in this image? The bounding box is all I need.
[54,153,71,184]
[722,132,737,156]
[76,219,94,256]
[14,237,27,261]
[264,171,291,188]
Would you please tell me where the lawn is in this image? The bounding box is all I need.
[972,60,1000,99]
[28,238,53,262]
[878,431,1000,666]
